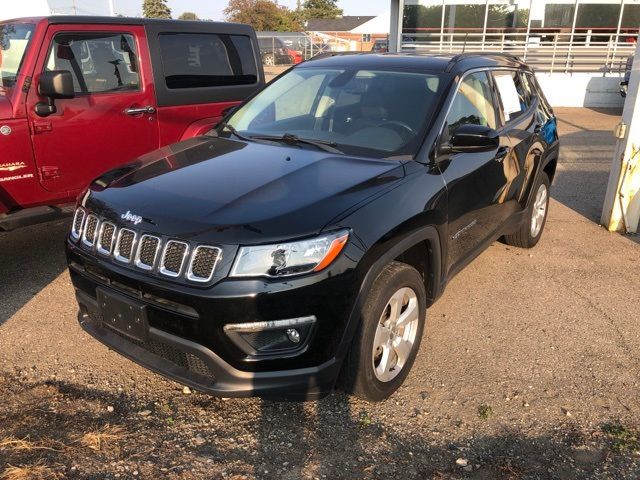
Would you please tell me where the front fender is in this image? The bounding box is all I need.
[333,225,443,363]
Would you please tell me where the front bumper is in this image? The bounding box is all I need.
[67,240,362,399]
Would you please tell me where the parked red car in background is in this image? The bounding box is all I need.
[0,16,264,231]
[287,49,303,64]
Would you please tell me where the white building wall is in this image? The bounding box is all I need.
[536,73,625,108]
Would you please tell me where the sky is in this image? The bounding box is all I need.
[47,0,390,20]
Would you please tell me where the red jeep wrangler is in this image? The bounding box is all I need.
[0,16,264,231]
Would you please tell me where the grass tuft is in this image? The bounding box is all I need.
[602,423,640,453]
[477,404,493,420]
[79,425,126,452]
[0,437,62,453]
[1,463,57,480]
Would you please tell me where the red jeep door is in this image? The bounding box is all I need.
[26,25,159,194]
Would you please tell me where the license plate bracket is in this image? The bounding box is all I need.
[97,288,149,342]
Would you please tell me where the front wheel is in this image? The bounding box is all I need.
[341,262,426,402]
[504,172,550,248]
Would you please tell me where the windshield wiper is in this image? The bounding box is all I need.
[213,122,254,142]
[249,133,343,154]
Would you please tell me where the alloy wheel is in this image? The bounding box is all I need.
[530,183,548,238]
[372,287,420,382]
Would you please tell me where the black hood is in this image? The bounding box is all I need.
[84,136,406,245]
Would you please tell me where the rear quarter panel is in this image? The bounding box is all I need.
[158,101,239,144]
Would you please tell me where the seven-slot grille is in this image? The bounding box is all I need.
[115,229,136,263]
[160,241,189,277]
[70,208,221,282]
[97,222,116,256]
[82,214,99,247]
[135,235,161,270]
[188,246,222,282]
[71,208,86,240]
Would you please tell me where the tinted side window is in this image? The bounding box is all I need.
[493,70,528,122]
[45,32,140,94]
[446,71,497,135]
[159,33,257,89]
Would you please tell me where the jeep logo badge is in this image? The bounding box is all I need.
[0,126,11,136]
[120,210,143,225]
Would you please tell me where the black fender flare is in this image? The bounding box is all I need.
[333,225,443,364]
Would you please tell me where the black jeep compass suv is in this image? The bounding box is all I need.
[66,52,559,401]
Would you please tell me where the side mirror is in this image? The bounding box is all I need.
[35,70,75,117]
[441,124,499,154]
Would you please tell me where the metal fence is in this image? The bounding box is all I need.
[401,31,638,74]
[256,34,333,66]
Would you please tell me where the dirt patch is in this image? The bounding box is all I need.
[1,373,639,479]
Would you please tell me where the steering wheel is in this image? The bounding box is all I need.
[376,120,416,139]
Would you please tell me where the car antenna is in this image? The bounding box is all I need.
[462,33,468,53]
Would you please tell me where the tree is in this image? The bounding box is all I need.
[224,0,302,31]
[179,12,199,21]
[300,0,342,20]
[142,0,171,19]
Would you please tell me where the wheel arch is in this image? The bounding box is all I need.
[334,223,444,362]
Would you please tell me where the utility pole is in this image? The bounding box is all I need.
[601,40,640,234]
[72,0,77,14]
[109,0,116,16]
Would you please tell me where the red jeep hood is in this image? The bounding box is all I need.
[0,96,12,120]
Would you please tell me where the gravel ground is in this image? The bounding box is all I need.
[1,108,639,479]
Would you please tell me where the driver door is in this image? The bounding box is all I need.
[26,25,159,195]
[439,70,512,272]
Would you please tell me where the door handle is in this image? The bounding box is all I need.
[125,106,156,116]
[494,146,511,162]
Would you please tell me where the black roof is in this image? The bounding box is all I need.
[299,52,529,74]
[306,16,375,32]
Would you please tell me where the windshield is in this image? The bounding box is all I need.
[222,67,443,158]
[0,23,35,92]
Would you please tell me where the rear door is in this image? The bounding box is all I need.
[27,25,159,194]
[490,69,538,213]
[145,23,264,145]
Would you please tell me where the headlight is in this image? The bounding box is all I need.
[231,230,349,278]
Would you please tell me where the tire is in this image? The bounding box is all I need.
[263,54,275,66]
[341,261,427,402]
[503,172,550,248]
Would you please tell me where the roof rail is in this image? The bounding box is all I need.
[307,51,368,61]
[450,51,521,63]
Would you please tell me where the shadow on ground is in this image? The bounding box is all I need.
[0,374,638,480]
[0,219,71,325]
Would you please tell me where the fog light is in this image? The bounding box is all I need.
[286,328,301,344]
[223,316,316,356]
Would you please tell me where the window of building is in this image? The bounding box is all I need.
[487,3,530,30]
[403,3,443,32]
[445,71,497,135]
[45,32,140,94]
[444,4,486,30]
[362,34,372,42]
[159,33,257,89]
[576,4,621,29]
[621,4,640,28]
[544,4,576,28]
